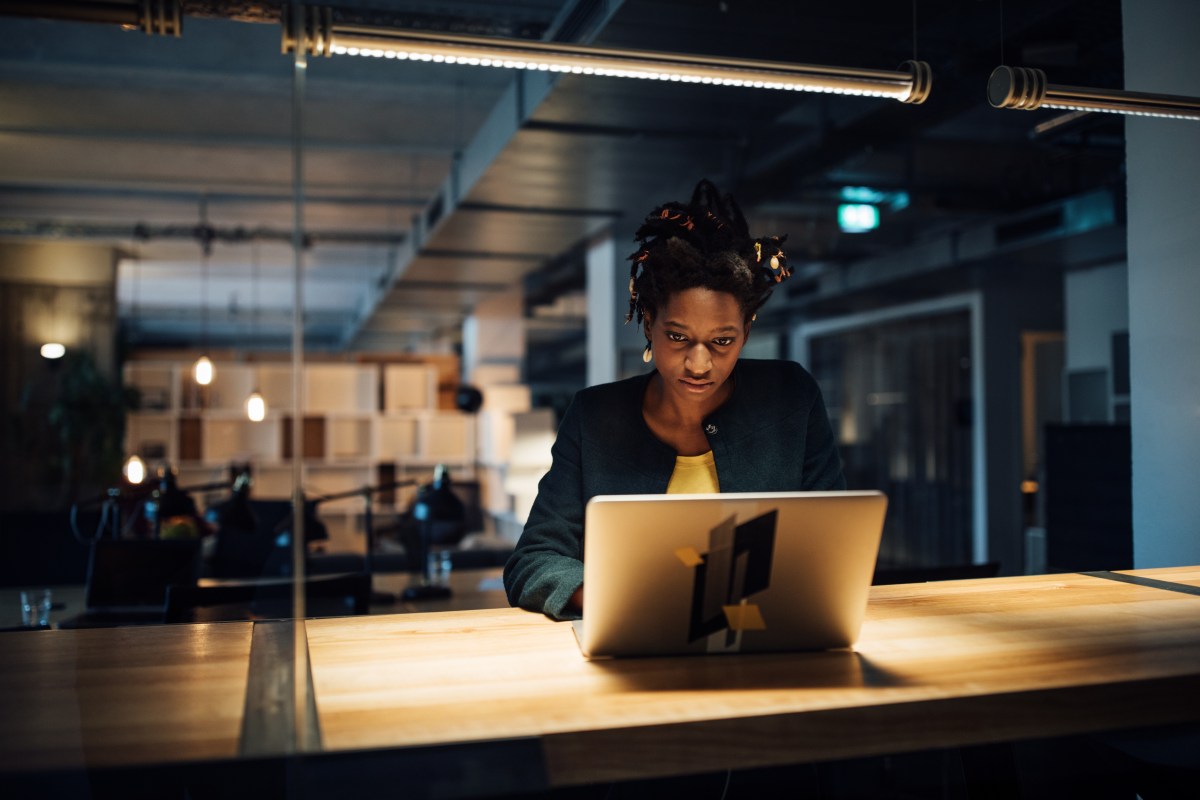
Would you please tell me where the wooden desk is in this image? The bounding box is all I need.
[0,622,253,772]
[2,569,1198,794]
[305,571,1200,787]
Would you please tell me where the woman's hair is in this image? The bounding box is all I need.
[626,178,792,328]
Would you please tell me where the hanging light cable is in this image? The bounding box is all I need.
[245,240,266,422]
[123,250,146,483]
[988,66,1200,121]
[193,197,215,386]
[40,281,66,359]
[281,7,931,104]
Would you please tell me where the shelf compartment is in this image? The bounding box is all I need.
[204,416,282,463]
[126,413,174,462]
[282,416,326,460]
[125,363,176,411]
[383,364,436,411]
[257,365,295,412]
[306,365,378,414]
[377,416,419,460]
[328,415,373,461]
[424,414,476,462]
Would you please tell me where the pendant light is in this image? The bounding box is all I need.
[245,388,266,422]
[122,252,146,484]
[245,240,267,422]
[193,197,215,386]
[41,281,67,359]
[123,454,147,485]
[193,353,214,385]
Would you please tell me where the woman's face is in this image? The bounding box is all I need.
[645,287,749,408]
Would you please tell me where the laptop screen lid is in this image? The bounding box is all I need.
[577,491,886,659]
[85,539,203,613]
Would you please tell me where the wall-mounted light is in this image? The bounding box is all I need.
[40,342,66,359]
[988,66,1200,121]
[283,8,931,104]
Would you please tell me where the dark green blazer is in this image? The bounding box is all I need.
[503,358,846,620]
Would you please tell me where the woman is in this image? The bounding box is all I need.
[504,179,845,620]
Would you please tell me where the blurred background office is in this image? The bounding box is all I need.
[1,0,1197,596]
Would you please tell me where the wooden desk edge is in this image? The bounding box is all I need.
[540,672,1200,787]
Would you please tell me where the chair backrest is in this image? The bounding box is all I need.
[449,480,484,534]
[164,572,370,623]
[85,538,202,611]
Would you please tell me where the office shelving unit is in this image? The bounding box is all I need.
[123,360,476,552]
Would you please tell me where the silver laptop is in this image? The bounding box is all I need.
[574,491,887,659]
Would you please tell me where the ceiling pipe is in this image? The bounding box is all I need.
[0,0,556,35]
[0,0,181,35]
[0,219,408,248]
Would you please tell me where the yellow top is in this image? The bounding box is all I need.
[665,450,719,494]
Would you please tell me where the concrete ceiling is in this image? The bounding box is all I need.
[0,0,1127,355]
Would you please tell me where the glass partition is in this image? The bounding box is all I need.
[803,304,977,570]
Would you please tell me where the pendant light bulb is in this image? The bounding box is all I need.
[193,355,214,386]
[40,342,66,359]
[123,454,146,485]
[246,389,267,422]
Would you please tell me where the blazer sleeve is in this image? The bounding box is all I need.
[502,398,586,620]
[801,372,847,491]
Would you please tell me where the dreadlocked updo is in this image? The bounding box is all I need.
[626,178,791,329]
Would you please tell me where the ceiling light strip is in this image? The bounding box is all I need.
[304,25,929,103]
[989,66,1200,121]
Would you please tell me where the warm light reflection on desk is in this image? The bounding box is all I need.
[0,623,253,771]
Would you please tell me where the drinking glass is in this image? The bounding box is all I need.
[20,588,52,628]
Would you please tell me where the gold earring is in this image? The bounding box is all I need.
[642,341,653,363]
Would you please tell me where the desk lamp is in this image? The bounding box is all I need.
[149,467,203,540]
[212,471,258,534]
[402,465,466,601]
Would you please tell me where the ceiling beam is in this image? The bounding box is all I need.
[344,0,627,349]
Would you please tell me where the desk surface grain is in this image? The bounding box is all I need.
[4,570,1198,785]
[0,622,253,771]
[305,571,1200,786]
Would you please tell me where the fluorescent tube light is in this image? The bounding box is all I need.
[282,11,931,104]
[988,66,1200,121]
